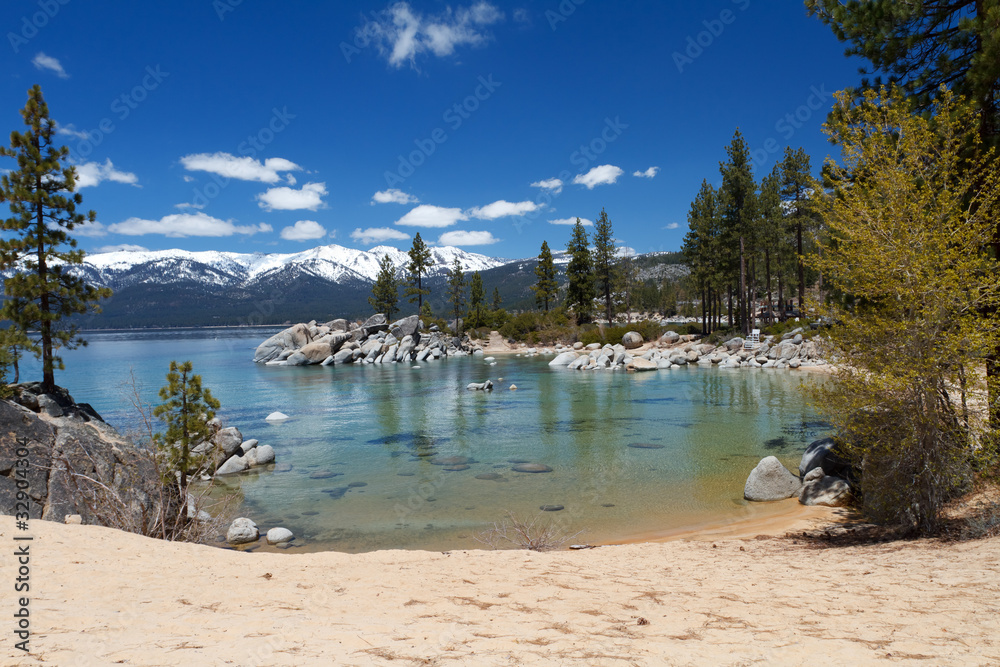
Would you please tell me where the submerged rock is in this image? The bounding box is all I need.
[265,412,289,422]
[511,463,553,473]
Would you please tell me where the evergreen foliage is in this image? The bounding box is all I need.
[369,253,400,320]
[152,361,221,494]
[531,240,558,311]
[405,232,432,312]
[592,208,618,323]
[0,85,111,392]
[466,271,485,328]
[564,219,595,322]
[446,258,466,334]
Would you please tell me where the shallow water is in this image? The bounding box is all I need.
[23,328,828,552]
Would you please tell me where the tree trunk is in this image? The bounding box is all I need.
[765,249,773,325]
[701,283,707,335]
[739,236,748,336]
[797,216,804,314]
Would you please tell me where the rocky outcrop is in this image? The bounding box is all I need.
[0,389,161,526]
[799,472,852,507]
[622,331,644,349]
[254,314,485,366]
[798,437,851,478]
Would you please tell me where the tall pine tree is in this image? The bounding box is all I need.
[153,361,221,496]
[592,208,618,323]
[446,258,466,335]
[719,129,758,336]
[531,240,558,311]
[565,219,595,323]
[369,253,400,320]
[0,85,111,392]
[781,146,813,314]
[405,232,431,312]
[467,271,485,329]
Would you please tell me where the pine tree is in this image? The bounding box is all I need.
[565,219,595,322]
[757,165,785,324]
[467,271,485,329]
[446,258,466,335]
[617,245,638,323]
[780,146,813,314]
[531,240,558,311]
[682,180,723,333]
[491,287,502,311]
[369,253,400,320]
[405,232,432,312]
[0,85,111,392]
[592,208,618,323]
[719,129,758,336]
[152,361,221,495]
[806,0,1000,145]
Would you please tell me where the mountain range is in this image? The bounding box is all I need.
[40,243,681,328]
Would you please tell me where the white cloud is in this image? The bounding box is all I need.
[174,201,205,211]
[74,221,107,237]
[280,220,328,241]
[633,166,659,179]
[548,217,593,227]
[256,182,327,212]
[32,53,68,78]
[437,230,499,246]
[530,178,563,194]
[573,164,624,189]
[109,213,272,238]
[359,1,503,68]
[615,245,638,258]
[74,160,139,189]
[180,152,301,184]
[57,123,89,140]
[182,175,196,183]
[395,204,468,228]
[94,244,148,254]
[372,188,419,205]
[468,199,539,220]
[663,222,680,230]
[351,227,410,245]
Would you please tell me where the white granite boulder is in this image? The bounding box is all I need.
[227,518,259,545]
[744,456,802,501]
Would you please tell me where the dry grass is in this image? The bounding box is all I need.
[473,510,583,552]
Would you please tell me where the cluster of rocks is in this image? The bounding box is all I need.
[226,517,295,547]
[202,423,275,477]
[549,327,828,372]
[744,438,852,507]
[254,314,488,366]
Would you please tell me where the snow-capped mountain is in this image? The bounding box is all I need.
[77,243,508,291]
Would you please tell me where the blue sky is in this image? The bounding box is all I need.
[2,0,862,260]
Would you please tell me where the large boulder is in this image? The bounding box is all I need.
[549,351,579,367]
[215,454,249,476]
[724,337,745,352]
[253,323,312,363]
[326,318,349,332]
[799,475,852,507]
[250,444,275,466]
[213,427,243,459]
[227,518,259,545]
[798,437,850,478]
[628,358,658,372]
[659,331,680,345]
[297,340,332,364]
[390,315,421,338]
[744,456,802,501]
[332,348,354,365]
[622,331,644,350]
[466,381,494,391]
[266,527,294,545]
[362,313,389,337]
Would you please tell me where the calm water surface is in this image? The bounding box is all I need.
[23,328,828,552]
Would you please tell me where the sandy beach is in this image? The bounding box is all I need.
[4,513,998,666]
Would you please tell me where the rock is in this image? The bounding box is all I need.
[628,358,658,372]
[265,411,289,422]
[466,381,494,391]
[660,331,681,344]
[227,517,259,545]
[390,315,421,338]
[253,323,312,363]
[573,341,584,350]
[509,384,517,391]
[284,351,311,366]
[771,340,799,361]
[213,427,243,459]
[333,348,354,364]
[36,394,64,417]
[326,318,349,332]
[539,504,564,512]
[781,327,804,340]
[744,456,802,501]
[549,351,579,366]
[475,473,502,480]
[296,340,332,364]
[799,475,852,507]
[266,527,294,545]
[798,437,850,478]
[64,514,82,525]
[215,454,249,476]
[511,463,553,473]
[362,313,389,336]
[724,337,745,352]
[250,444,275,466]
[803,467,825,483]
[622,331,644,349]
[238,438,259,455]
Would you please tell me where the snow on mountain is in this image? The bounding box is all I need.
[78,243,509,290]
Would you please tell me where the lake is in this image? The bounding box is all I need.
[21,328,828,552]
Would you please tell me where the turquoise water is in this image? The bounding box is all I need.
[21,328,828,552]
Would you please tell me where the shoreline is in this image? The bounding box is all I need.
[6,514,997,665]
